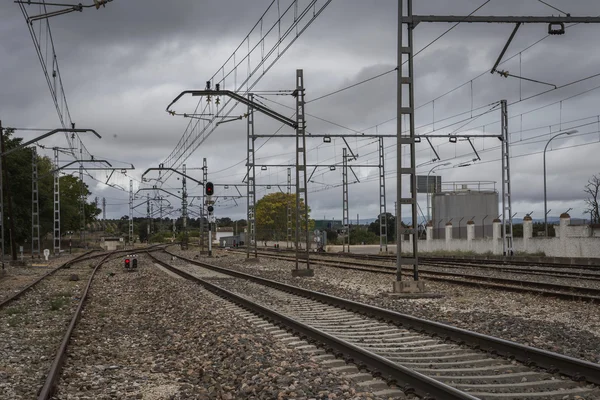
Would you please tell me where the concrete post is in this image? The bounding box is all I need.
[426,222,433,242]
[445,223,453,251]
[492,218,502,255]
[559,213,570,255]
[466,220,475,250]
[523,214,533,252]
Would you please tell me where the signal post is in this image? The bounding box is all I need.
[206,182,214,257]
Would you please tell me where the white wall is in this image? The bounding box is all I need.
[417,218,600,258]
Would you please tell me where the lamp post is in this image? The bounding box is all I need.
[426,162,451,229]
[544,129,577,237]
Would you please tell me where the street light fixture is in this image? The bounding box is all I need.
[544,129,577,237]
[426,162,451,230]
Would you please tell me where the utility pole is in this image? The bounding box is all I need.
[396,0,420,293]
[0,130,18,261]
[246,94,257,259]
[500,99,514,256]
[294,69,311,274]
[342,148,349,253]
[102,197,106,220]
[0,120,4,265]
[146,193,150,243]
[32,147,40,258]
[128,180,134,247]
[53,148,60,256]
[378,137,388,253]
[286,167,292,249]
[201,158,207,254]
[181,163,188,249]
[77,132,87,248]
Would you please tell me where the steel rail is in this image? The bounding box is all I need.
[37,251,114,400]
[1,245,168,310]
[147,252,478,400]
[350,252,600,270]
[0,250,95,309]
[235,250,600,301]
[162,249,600,385]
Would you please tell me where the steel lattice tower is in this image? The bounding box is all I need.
[378,137,388,253]
[31,147,40,258]
[53,148,61,256]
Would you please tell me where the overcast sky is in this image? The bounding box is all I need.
[2,0,600,224]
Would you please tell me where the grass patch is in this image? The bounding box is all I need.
[5,307,25,316]
[50,297,69,311]
[516,251,546,257]
[402,250,479,257]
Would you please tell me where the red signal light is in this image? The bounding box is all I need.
[206,182,214,196]
[125,258,130,267]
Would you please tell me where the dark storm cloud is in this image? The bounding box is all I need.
[2,0,600,220]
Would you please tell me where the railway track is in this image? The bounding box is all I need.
[233,249,600,302]
[0,250,95,309]
[37,251,115,399]
[149,250,600,399]
[0,245,165,399]
[0,246,162,310]
[252,247,600,280]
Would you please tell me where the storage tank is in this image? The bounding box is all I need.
[431,182,498,239]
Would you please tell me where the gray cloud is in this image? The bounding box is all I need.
[2,0,600,222]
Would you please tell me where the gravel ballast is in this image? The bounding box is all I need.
[168,248,600,365]
[0,257,96,399]
[54,254,396,399]
[0,253,86,303]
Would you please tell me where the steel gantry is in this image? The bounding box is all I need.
[342,148,349,253]
[287,167,292,249]
[166,70,312,275]
[79,146,86,247]
[394,2,600,292]
[53,148,61,255]
[141,164,203,250]
[31,147,40,258]
[181,164,188,249]
[201,158,207,253]
[396,0,419,291]
[0,121,4,264]
[247,94,257,259]
[129,180,134,247]
[378,136,388,253]
[500,100,513,256]
[0,128,101,258]
[294,69,311,273]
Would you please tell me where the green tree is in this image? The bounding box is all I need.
[350,228,378,245]
[1,131,101,254]
[255,193,312,241]
[368,212,396,242]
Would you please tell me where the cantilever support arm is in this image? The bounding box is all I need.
[136,187,182,200]
[1,128,101,158]
[142,167,203,186]
[166,90,297,128]
[49,159,112,174]
[490,23,521,74]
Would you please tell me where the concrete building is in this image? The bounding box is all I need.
[215,227,234,243]
[100,237,124,251]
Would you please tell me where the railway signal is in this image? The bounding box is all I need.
[124,257,130,269]
[205,181,214,196]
